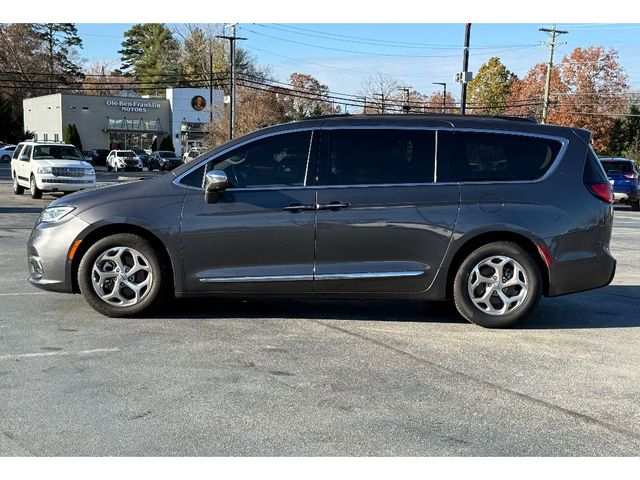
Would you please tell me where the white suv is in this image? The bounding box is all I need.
[11,141,96,199]
[106,150,143,172]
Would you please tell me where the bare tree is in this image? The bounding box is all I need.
[359,74,402,113]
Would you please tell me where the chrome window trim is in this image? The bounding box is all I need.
[173,128,315,191]
[174,125,570,191]
[441,128,570,186]
[199,270,424,283]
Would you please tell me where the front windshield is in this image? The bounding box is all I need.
[33,145,83,161]
[160,151,178,159]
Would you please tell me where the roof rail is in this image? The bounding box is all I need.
[24,138,68,144]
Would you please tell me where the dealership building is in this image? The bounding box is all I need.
[23,87,224,157]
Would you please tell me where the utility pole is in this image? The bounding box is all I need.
[539,24,568,124]
[433,82,447,113]
[362,96,367,114]
[398,86,411,113]
[216,24,247,140]
[373,92,385,113]
[460,23,472,115]
[209,45,214,125]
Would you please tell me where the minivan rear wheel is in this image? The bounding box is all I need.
[453,241,541,328]
[78,233,168,317]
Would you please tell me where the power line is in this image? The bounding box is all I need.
[254,23,538,50]
[241,27,536,59]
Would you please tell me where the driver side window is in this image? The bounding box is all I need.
[180,131,312,189]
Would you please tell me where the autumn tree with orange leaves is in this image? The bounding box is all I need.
[508,46,629,152]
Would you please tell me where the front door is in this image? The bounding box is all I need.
[180,130,318,293]
[314,128,460,293]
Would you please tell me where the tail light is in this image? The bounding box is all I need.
[623,172,637,180]
[586,182,614,203]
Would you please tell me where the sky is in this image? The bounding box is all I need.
[75,23,640,99]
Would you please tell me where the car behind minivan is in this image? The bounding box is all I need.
[26,115,616,328]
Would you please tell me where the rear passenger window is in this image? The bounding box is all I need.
[439,131,562,182]
[327,130,435,185]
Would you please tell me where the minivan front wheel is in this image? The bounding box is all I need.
[78,233,168,317]
[453,241,541,328]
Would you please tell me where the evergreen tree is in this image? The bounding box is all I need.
[0,95,26,143]
[63,123,82,150]
[159,136,175,151]
[119,24,180,95]
[32,24,84,93]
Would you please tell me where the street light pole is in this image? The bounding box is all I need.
[432,82,447,113]
[460,23,472,115]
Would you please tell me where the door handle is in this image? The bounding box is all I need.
[317,201,351,211]
[282,203,316,213]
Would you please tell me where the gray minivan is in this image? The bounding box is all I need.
[27,114,616,328]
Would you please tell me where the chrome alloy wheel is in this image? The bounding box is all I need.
[91,247,153,307]
[467,255,529,316]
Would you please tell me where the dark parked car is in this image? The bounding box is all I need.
[133,149,150,168]
[599,157,639,211]
[27,114,616,328]
[148,150,183,171]
[89,149,110,166]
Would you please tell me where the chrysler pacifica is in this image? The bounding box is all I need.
[27,114,616,328]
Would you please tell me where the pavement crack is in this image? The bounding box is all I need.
[313,319,640,443]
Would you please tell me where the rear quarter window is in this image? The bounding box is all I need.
[12,144,24,160]
[438,131,563,182]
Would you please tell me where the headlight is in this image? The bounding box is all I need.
[85,168,95,175]
[38,166,52,174]
[39,206,76,223]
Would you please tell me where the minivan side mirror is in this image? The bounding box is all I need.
[204,170,229,204]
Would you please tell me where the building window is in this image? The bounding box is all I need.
[54,133,59,142]
[43,133,48,141]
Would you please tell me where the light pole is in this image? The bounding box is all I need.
[432,82,447,113]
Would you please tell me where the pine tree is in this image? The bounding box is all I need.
[119,24,180,95]
[32,24,83,93]
[159,136,175,151]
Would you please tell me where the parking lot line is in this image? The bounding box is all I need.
[0,347,120,361]
[0,292,50,296]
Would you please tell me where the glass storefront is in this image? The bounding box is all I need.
[105,118,165,151]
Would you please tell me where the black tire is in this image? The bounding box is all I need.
[30,175,42,199]
[13,173,24,195]
[1,154,10,162]
[632,200,640,212]
[78,233,169,317]
[453,241,542,328]
[107,164,112,172]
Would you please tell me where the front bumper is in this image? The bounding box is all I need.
[27,214,90,293]
[36,175,95,191]
[613,190,638,202]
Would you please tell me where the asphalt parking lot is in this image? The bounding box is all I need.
[1,161,639,456]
